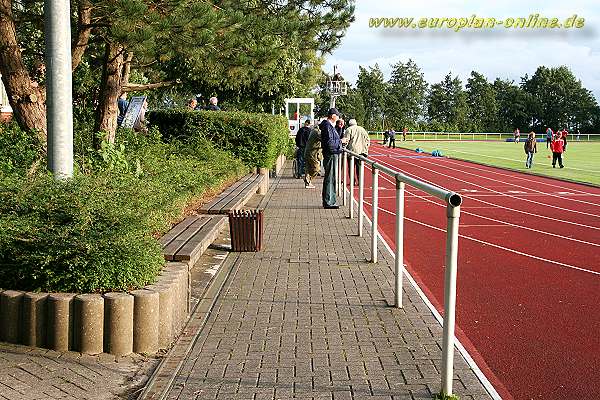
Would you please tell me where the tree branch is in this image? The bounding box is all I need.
[122,80,180,92]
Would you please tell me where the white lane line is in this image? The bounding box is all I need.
[416,153,600,208]
[368,158,600,232]
[366,199,600,277]
[373,172,600,248]
[372,155,600,220]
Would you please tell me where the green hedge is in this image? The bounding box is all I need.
[148,109,293,168]
[0,127,245,293]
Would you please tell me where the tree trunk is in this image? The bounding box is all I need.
[0,0,46,143]
[72,0,92,72]
[94,42,124,145]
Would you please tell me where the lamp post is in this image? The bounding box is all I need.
[45,0,73,179]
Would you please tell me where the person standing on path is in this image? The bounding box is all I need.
[402,127,408,141]
[551,134,565,168]
[345,119,370,184]
[524,131,537,168]
[303,123,323,189]
[295,120,312,178]
[320,108,342,208]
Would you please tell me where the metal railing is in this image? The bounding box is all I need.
[339,148,463,397]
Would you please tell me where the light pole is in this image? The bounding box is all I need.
[45,0,73,179]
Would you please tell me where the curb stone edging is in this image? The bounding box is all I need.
[0,261,191,356]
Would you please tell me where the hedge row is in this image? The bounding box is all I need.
[148,109,293,168]
[0,126,246,293]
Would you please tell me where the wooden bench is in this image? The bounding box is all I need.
[160,215,227,266]
[200,173,264,214]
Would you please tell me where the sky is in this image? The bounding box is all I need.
[325,0,600,99]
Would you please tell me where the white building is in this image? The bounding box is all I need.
[0,74,13,122]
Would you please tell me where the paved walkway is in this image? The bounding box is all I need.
[0,343,157,400]
[151,166,493,400]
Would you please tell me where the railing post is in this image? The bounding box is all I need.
[334,155,340,197]
[371,166,379,263]
[358,159,364,237]
[395,177,405,308]
[441,204,461,396]
[349,155,355,219]
[342,151,347,207]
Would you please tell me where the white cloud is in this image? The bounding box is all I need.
[326,0,600,98]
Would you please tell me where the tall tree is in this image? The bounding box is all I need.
[465,71,498,132]
[427,73,468,131]
[356,64,386,130]
[521,65,598,132]
[0,0,355,144]
[384,59,427,130]
[493,78,539,132]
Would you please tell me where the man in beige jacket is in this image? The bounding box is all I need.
[344,119,370,184]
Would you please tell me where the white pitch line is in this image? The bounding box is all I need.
[421,146,600,175]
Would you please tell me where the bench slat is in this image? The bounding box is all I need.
[200,176,250,212]
[162,216,212,261]
[201,174,264,214]
[159,216,198,247]
[173,216,227,263]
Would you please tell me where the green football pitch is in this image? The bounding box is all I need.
[389,140,600,186]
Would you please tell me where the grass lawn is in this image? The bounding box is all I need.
[392,140,600,186]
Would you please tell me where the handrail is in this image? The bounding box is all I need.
[342,148,462,397]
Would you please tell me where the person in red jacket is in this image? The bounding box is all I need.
[550,134,565,168]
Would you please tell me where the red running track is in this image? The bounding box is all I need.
[351,145,600,400]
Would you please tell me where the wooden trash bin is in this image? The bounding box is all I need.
[228,210,264,252]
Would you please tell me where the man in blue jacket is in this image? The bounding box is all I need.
[320,108,342,209]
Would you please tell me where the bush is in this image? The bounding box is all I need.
[0,126,246,293]
[0,122,44,175]
[148,109,292,168]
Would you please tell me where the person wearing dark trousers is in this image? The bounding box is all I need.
[295,120,311,178]
[388,128,396,148]
[320,108,342,209]
[551,134,565,168]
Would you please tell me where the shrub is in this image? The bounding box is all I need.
[147,109,292,168]
[0,127,245,293]
[0,122,44,175]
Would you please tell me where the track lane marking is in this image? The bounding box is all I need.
[371,154,600,221]
[365,199,600,277]
[372,172,600,248]
[364,158,600,232]
[395,150,600,209]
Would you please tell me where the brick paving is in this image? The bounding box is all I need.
[157,166,493,400]
[0,343,158,400]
